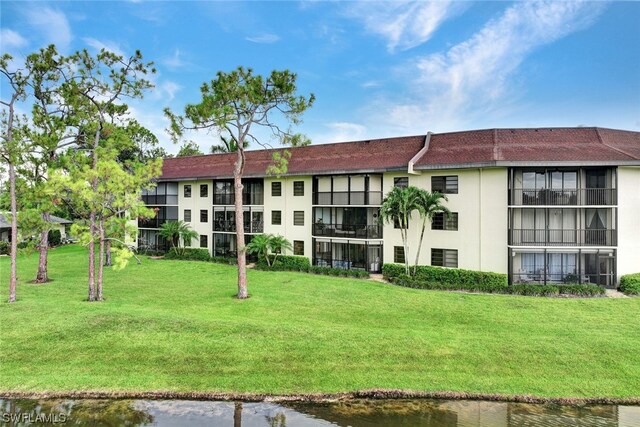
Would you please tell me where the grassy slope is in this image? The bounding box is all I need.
[0,245,639,398]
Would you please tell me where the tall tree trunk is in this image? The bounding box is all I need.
[8,162,18,303]
[234,151,248,299]
[97,222,105,301]
[88,210,96,301]
[105,239,112,267]
[34,213,51,284]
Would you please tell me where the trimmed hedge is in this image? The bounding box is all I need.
[257,255,311,271]
[164,248,211,261]
[383,263,508,293]
[256,255,370,279]
[620,273,640,295]
[383,263,604,297]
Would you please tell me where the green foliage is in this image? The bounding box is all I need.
[0,241,9,255]
[246,234,292,266]
[383,263,508,292]
[176,141,203,157]
[158,220,198,256]
[48,229,62,247]
[164,248,211,262]
[309,265,370,279]
[620,273,640,295]
[384,264,604,297]
[257,254,311,272]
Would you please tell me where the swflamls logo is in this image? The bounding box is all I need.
[2,412,68,423]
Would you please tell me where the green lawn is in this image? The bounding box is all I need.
[1,245,639,398]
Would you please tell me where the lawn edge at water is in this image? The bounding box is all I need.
[1,389,639,405]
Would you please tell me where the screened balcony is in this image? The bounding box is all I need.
[213,207,263,234]
[313,239,383,273]
[509,168,617,206]
[313,207,382,239]
[509,248,616,288]
[313,174,383,206]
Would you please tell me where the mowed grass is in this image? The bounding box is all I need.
[1,245,639,398]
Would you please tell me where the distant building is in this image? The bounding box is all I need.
[0,213,72,242]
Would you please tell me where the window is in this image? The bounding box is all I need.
[200,184,208,197]
[394,246,405,264]
[293,211,304,226]
[432,212,458,230]
[271,182,282,197]
[394,217,408,229]
[200,235,208,249]
[184,185,192,198]
[394,177,408,188]
[431,249,458,268]
[293,181,304,196]
[432,176,458,194]
[184,209,192,222]
[200,210,208,223]
[272,210,282,225]
[293,240,304,256]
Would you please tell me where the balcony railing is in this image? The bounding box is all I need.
[213,194,264,205]
[138,218,170,229]
[313,223,382,239]
[313,191,383,205]
[142,195,178,205]
[510,228,617,246]
[511,188,616,205]
[213,219,264,234]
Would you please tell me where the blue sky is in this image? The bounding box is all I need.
[2,1,639,154]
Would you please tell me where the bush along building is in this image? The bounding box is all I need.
[138,127,640,288]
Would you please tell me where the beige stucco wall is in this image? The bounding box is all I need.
[382,168,508,273]
[616,166,640,278]
[263,176,313,260]
[179,180,213,251]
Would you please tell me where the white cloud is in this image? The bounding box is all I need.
[312,122,368,144]
[370,0,607,133]
[349,1,467,52]
[1,29,28,50]
[162,49,187,69]
[24,7,72,51]
[245,33,280,44]
[159,81,182,102]
[82,37,125,57]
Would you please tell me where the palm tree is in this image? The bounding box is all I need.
[379,186,421,275]
[414,189,451,275]
[246,234,293,267]
[159,220,198,255]
[246,234,272,266]
[269,234,292,266]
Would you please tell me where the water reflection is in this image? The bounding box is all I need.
[0,398,638,426]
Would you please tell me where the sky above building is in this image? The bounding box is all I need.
[2,1,639,154]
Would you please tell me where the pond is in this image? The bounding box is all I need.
[1,398,638,426]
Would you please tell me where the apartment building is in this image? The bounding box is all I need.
[138,127,640,287]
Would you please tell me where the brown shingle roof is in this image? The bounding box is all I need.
[414,127,640,168]
[160,135,427,180]
[159,127,640,180]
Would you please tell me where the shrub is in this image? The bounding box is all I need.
[511,284,560,296]
[48,229,62,247]
[0,241,9,255]
[258,255,311,271]
[382,263,508,293]
[620,273,640,295]
[558,284,606,297]
[164,248,211,261]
